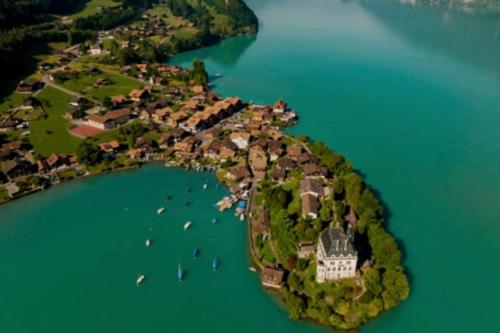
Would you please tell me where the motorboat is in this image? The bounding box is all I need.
[136,275,145,286]
[184,221,192,231]
[157,207,165,215]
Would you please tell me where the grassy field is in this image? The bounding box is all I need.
[29,87,81,156]
[69,0,120,19]
[60,68,143,102]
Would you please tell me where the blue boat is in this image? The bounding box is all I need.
[192,248,199,258]
[177,264,183,282]
[212,258,219,271]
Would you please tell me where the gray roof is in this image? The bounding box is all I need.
[320,226,357,258]
[300,178,323,196]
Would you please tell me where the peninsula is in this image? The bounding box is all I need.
[0,0,409,330]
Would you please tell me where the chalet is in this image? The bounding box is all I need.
[248,145,268,172]
[266,128,283,140]
[21,96,38,110]
[145,100,169,114]
[89,44,103,56]
[111,95,128,108]
[2,142,21,152]
[261,266,284,289]
[300,178,323,197]
[127,148,145,160]
[16,79,43,93]
[252,206,270,234]
[218,140,238,160]
[46,154,67,169]
[273,100,287,113]
[173,136,198,153]
[205,128,223,139]
[135,137,155,152]
[287,143,303,160]
[152,107,174,124]
[276,157,296,171]
[69,96,93,109]
[136,64,149,73]
[1,160,31,179]
[303,163,328,178]
[230,131,251,149]
[129,88,149,102]
[167,111,189,128]
[301,193,319,219]
[65,107,86,120]
[87,109,131,130]
[271,167,286,183]
[36,160,48,173]
[268,140,283,161]
[298,241,315,259]
[121,40,130,48]
[180,100,201,113]
[98,140,120,154]
[227,165,251,182]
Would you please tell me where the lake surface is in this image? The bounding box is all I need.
[1,0,499,332]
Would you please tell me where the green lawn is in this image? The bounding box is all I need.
[60,70,143,102]
[29,87,81,156]
[69,0,120,19]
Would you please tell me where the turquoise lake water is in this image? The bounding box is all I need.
[1,0,500,332]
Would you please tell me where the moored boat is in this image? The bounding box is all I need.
[157,207,165,215]
[212,217,217,224]
[136,275,145,286]
[203,184,208,190]
[192,248,199,258]
[212,258,219,271]
[178,264,183,282]
[184,221,192,230]
[145,239,151,247]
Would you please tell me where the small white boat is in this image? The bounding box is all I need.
[249,266,257,272]
[145,239,151,247]
[136,275,145,286]
[203,184,208,190]
[184,221,192,231]
[157,207,165,215]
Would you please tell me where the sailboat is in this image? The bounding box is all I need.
[178,264,184,282]
[212,258,219,271]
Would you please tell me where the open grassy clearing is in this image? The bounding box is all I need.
[29,87,81,156]
[69,0,121,19]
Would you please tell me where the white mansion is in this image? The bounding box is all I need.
[316,225,358,282]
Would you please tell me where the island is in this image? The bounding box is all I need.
[0,0,409,330]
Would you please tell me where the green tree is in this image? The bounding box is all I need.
[189,59,208,85]
[364,268,382,296]
[77,140,102,165]
[381,268,409,310]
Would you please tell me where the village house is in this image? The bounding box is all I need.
[46,154,67,169]
[300,178,323,219]
[111,95,128,108]
[167,111,190,128]
[297,241,315,259]
[20,96,38,110]
[252,206,270,234]
[248,145,268,172]
[316,225,357,282]
[87,109,131,130]
[69,96,93,109]
[230,131,251,149]
[276,157,296,171]
[65,107,87,121]
[191,84,206,95]
[226,165,251,182]
[89,44,103,56]
[98,140,120,155]
[287,143,303,160]
[128,88,150,102]
[273,100,287,113]
[268,140,284,161]
[261,266,285,288]
[1,159,32,179]
[303,163,328,178]
[152,107,174,124]
[16,79,43,93]
[173,136,198,153]
[271,167,286,183]
[127,148,145,160]
[0,120,16,132]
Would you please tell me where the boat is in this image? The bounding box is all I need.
[192,248,199,258]
[186,187,192,193]
[136,275,145,286]
[165,195,172,201]
[145,239,151,247]
[178,264,183,282]
[203,184,208,190]
[240,214,245,221]
[157,207,165,215]
[249,266,257,272]
[212,217,217,224]
[212,258,219,271]
[184,221,192,231]
[215,69,222,77]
